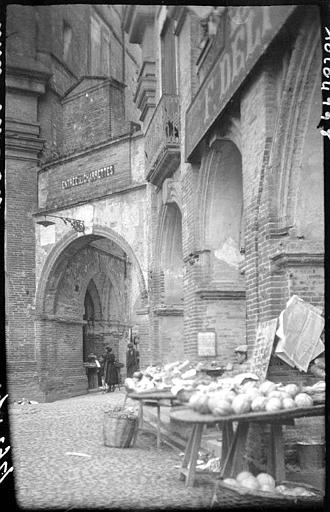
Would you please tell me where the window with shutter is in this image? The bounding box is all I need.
[161,18,176,94]
[90,14,111,76]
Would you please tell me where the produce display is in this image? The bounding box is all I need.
[188,378,324,416]
[124,360,213,394]
[222,471,318,497]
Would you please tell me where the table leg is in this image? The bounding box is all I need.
[185,424,204,487]
[156,402,161,449]
[221,422,234,463]
[221,422,249,478]
[181,426,196,473]
[139,400,144,429]
[131,400,143,447]
[267,423,285,482]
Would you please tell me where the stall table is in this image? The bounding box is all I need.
[170,404,324,487]
[127,390,177,448]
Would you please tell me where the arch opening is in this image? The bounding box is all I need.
[35,231,145,400]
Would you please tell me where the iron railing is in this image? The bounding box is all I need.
[144,94,180,174]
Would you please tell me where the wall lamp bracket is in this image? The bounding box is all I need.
[36,215,85,233]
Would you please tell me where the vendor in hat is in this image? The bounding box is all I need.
[224,344,250,375]
[234,344,248,364]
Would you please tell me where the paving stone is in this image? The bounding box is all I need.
[9,391,214,509]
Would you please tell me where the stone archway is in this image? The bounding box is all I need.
[152,201,184,363]
[35,228,147,401]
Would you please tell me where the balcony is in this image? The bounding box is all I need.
[144,94,181,187]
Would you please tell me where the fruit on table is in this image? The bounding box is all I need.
[189,392,211,414]
[231,394,252,414]
[265,397,282,412]
[245,387,261,401]
[259,381,277,395]
[209,398,233,416]
[282,397,296,410]
[251,396,267,412]
[283,383,300,397]
[294,392,313,408]
[267,390,282,399]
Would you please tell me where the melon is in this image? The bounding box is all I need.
[283,383,300,397]
[256,473,276,488]
[188,392,206,411]
[260,484,275,493]
[232,394,252,414]
[259,381,277,396]
[240,476,260,490]
[294,393,313,408]
[265,397,282,412]
[208,396,233,416]
[267,390,282,399]
[236,471,254,482]
[251,396,267,412]
[282,397,296,410]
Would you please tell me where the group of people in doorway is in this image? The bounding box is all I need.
[98,343,139,392]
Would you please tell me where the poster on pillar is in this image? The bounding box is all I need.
[197,331,216,357]
[249,318,278,381]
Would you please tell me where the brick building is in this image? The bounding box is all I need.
[123,5,324,376]
[5,5,324,401]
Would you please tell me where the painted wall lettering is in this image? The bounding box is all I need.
[185,6,296,160]
[61,164,115,190]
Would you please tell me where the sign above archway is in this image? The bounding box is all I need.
[185,5,296,161]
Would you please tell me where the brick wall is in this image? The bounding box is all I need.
[5,158,38,363]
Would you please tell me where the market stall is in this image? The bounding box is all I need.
[127,390,178,449]
[170,404,324,487]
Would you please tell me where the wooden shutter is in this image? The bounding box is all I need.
[101,28,110,76]
[161,19,176,94]
[90,17,101,75]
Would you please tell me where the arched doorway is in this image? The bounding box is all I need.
[35,230,147,401]
[153,202,184,363]
[196,138,246,363]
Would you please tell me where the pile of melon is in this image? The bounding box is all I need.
[188,379,314,416]
[223,471,317,497]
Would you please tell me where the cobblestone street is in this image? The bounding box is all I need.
[9,391,214,510]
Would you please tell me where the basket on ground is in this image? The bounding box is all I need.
[211,479,324,508]
[103,409,137,448]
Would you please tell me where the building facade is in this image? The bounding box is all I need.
[123,5,324,378]
[5,5,324,401]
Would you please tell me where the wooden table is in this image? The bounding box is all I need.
[127,390,176,449]
[170,405,324,487]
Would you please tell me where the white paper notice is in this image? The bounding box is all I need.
[197,332,216,357]
[40,224,55,246]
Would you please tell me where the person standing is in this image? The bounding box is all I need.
[103,347,118,392]
[126,343,139,378]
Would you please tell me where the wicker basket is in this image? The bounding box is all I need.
[103,411,137,448]
[211,479,324,508]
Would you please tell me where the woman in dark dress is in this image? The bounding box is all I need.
[104,347,119,392]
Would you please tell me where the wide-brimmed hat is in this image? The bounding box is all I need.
[234,344,248,353]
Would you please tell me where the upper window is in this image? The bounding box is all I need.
[90,14,111,76]
[63,21,72,62]
[160,18,176,95]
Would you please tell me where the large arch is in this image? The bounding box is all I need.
[198,138,245,282]
[36,224,148,316]
[269,17,322,232]
[34,225,148,401]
